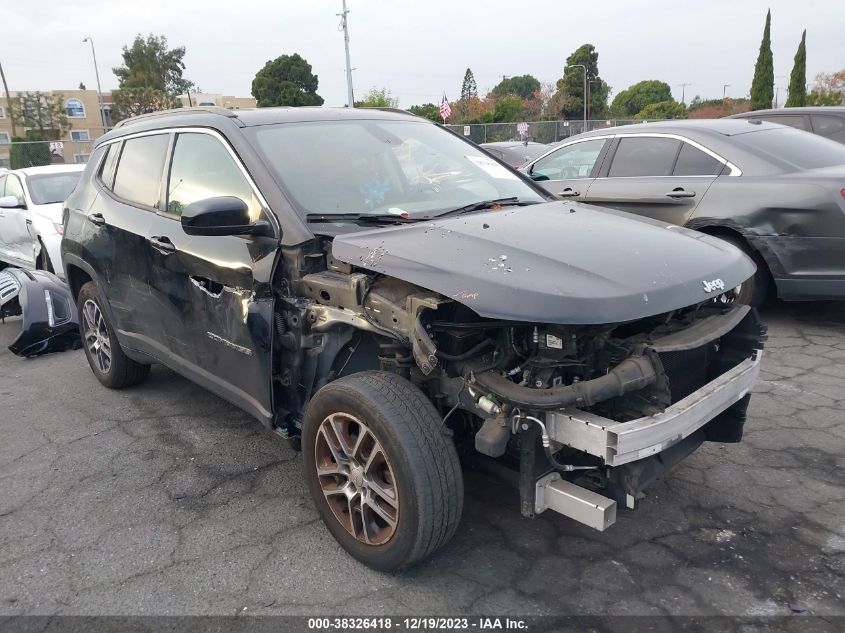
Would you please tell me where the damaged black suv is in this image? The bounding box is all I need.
[52,106,765,570]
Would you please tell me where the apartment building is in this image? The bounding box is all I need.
[1,89,255,167]
[0,89,111,167]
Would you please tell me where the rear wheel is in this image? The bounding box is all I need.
[302,371,463,571]
[77,282,150,388]
[715,234,770,307]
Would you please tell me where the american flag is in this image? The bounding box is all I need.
[439,94,452,122]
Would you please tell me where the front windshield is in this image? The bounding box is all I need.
[248,119,545,220]
[27,173,82,205]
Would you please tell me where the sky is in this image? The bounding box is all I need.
[2,0,842,109]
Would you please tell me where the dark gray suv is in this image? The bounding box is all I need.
[44,106,765,570]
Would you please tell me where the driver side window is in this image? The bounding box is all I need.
[531,139,607,181]
[167,132,262,221]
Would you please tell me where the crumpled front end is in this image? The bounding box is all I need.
[0,268,80,357]
[451,303,767,530]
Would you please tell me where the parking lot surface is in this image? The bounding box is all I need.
[1,301,844,616]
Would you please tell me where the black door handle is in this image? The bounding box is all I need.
[149,236,177,254]
[88,212,106,226]
[665,188,696,199]
[558,188,580,198]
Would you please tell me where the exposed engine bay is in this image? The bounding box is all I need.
[269,238,767,527]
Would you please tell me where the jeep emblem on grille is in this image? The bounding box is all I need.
[702,278,726,293]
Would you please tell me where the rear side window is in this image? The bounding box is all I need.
[99,143,121,189]
[166,132,262,220]
[811,114,845,140]
[608,137,681,177]
[758,115,808,130]
[733,127,845,170]
[673,143,725,176]
[112,134,170,208]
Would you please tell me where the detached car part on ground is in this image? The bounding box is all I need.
[19,106,767,571]
[0,268,79,356]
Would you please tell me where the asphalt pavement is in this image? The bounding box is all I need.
[0,301,843,616]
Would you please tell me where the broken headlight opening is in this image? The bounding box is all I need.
[0,268,81,357]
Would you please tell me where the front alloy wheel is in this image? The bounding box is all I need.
[302,371,463,571]
[83,299,112,373]
[315,412,399,545]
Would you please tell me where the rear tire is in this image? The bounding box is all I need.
[302,371,463,571]
[77,281,150,389]
[716,234,770,307]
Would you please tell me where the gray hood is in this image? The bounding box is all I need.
[331,201,755,324]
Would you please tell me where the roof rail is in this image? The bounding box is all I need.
[361,107,419,117]
[114,106,240,128]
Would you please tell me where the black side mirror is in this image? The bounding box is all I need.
[180,196,271,237]
[530,172,550,182]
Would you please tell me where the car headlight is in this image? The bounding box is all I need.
[53,222,64,235]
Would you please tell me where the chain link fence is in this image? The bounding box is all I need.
[444,119,642,144]
[0,131,104,169]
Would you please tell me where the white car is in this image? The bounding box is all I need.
[0,164,85,279]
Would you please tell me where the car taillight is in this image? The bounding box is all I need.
[841,188,845,200]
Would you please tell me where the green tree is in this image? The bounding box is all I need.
[355,87,399,108]
[113,34,193,94]
[251,54,324,107]
[635,100,687,120]
[493,96,526,122]
[460,68,478,101]
[407,103,441,122]
[10,92,69,139]
[806,69,845,105]
[750,10,774,110]
[785,30,807,107]
[610,80,673,117]
[111,34,193,120]
[112,88,181,119]
[553,44,610,119]
[491,74,541,100]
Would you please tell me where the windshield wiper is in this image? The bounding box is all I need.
[431,197,538,219]
[305,213,426,226]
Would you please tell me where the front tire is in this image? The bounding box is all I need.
[302,371,463,571]
[77,282,150,389]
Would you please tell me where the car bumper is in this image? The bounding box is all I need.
[545,349,762,467]
[0,268,79,357]
[528,306,766,530]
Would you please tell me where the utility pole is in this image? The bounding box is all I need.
[0,59,17,138]
[567,64,587,129]
[339,0,355,108]
[83,37,107,132]
[677,83,691,104]
[723,84,731,99]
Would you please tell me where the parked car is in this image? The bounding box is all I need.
[8,106,766,570]
[522,119,845,304]
[0,164,85,279]
[480,141,549,168]
[728,106,845,144]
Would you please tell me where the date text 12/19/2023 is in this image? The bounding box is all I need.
[306,617,528,630]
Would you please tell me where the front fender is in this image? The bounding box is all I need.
[0,268,80,357]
